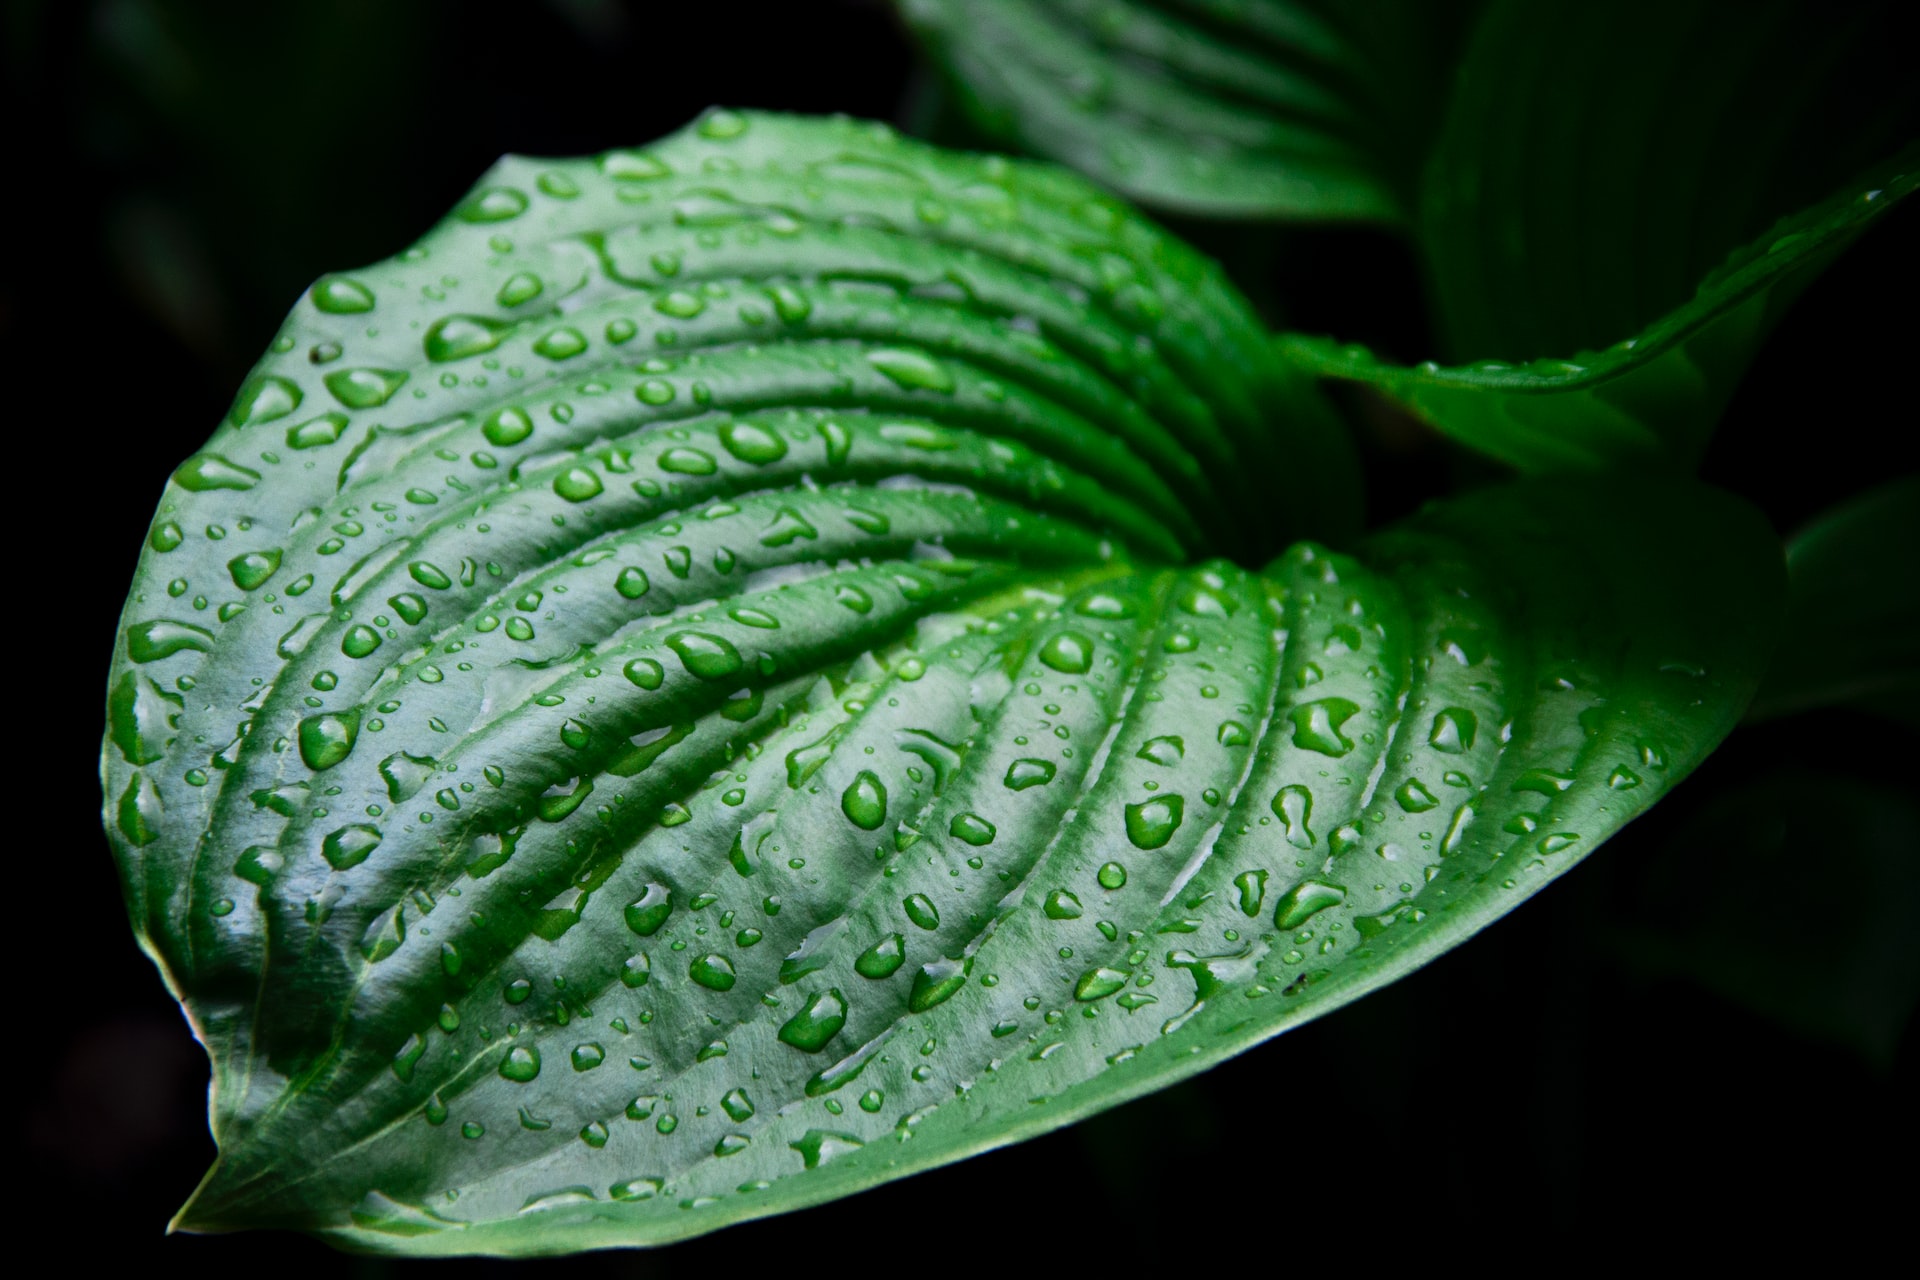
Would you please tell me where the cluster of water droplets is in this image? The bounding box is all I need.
[101,110,1710,1244]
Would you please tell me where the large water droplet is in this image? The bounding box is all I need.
[1124,795,1183,849]
[842,771,888,830]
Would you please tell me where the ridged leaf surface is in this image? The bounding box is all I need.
[103,110,1778,1255]
[898,0,1464,220]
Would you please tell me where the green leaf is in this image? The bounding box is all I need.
[1748,475,1920,725]
[897,0,1467,221]
[1282,0,1919,471]
[103,110,1778,1255]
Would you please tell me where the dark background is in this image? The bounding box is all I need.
[9,0,1915,1268]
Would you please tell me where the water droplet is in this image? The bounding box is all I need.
[230,375,302,427]
[497,272,543,307]
[842,771,888,831]
[424,315,509,362]
[1005,758,1055,790]
[658,446,717,475]
[311,275,375,314]
[778,988,848,1051]
[948,812,996,846]
[499,1045,541,1082]
[1289,697,1359,756]
[790,1129,864,1169]
[226,548,283,591]
[667,631,743,679]
[174,452,261,492]
[903,893,940,931]
[1273,879,1345,928]
[1430,707,1478,754]
[1124,796,1183,849]
[324,367,408,409]
[855,933,905,979]
[341,625,382,659]
[554,467,603,502]
[1037,630,1094,674]
[322,824,382,870]
[1074,968,1128,1002]
[867,347,956,393]
[1044,889,1083,919]
[1097,861,1128,890]
[908,956,970,1011]
[719,420,789,464]
[1234,869,1268,916]
[483,406,533,447]
[625,884,672,935]
[299,710,360,770]
[699,109,749,139]
[1396,779,1439,812]
[533,327,588,360]
[1271,784,1313,848]
[1136,735,1184,766]
[690,954,737,991]
[456,186,528,222]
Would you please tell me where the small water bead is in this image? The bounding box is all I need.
[1044,890,1083,919]
[1124,796,1183,849]
[1074,968,1128,1002]
[690,955,737,991]
[1289,697,1360,756]
[1136,735,1183,766]
[1037,630,1094,674]
[841,771,888,830]
[482,407,533,447]
[908,958,969,1012]
[1429,707,1478,753]
[499,1045,541,1082]
[552,467,603,503]
[1274,879,1346,929]
[1097,861,1128,890]
[1396,779,1439,812]
[1234,869,1268,916]
[902,894,940,930]
[668,631,743,679]
[624,657,665,689]
[625,884,673,935]
[342,625,382,659]
[866,347,955,392]
[424,314,509,362]
[1004,758,1055,790]
[324,367,408,409]
[778,989,848,1052]
[311,274,375,313]
[855,933,906,979]
[658,447,717,474]
[497,272,543,307]
[948,812,996,846]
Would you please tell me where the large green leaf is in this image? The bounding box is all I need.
[1283,0,1919,471]
[897,0,1466,221]
[103,110,1777,1255]
[1747,475,1920,725]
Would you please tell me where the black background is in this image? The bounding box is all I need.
[9,0,1916,1269]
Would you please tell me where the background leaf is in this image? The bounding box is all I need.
[1284,0,1919,471]
[1747,474,1920,725]
[897,0,1469,221]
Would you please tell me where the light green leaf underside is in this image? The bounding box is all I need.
[101,110,1779,1256]
[1278,0,1918,473]
[1748,474,1920,726]
[898,0,1461,221]
[1281,149,1918,472]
